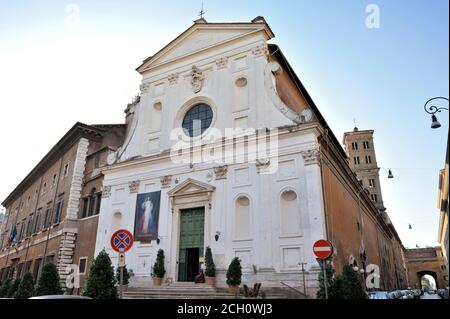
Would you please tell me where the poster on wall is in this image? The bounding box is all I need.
[134,191,161,242]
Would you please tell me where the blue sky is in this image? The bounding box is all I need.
[0,1,448,248]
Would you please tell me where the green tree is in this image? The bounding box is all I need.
[8,277,21,298]
[226,257,242,286]
[316,261,334,299]
[0,279,12,298]
[326,264,367,299]
[204,246,216,277]
[35,263,63,296]
[116,264,130,285]
[83,250,118,299]
[15,273,34,299]
[153,249,166,278]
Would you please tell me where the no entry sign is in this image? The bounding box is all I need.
[313,239,333,260]
[111,229,134,253]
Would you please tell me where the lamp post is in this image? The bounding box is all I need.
[423,97,449,129]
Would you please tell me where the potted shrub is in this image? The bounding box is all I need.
[204,246,216,286]
[152,249,165,286]
[226,257,242,294]
[116,264,130,291]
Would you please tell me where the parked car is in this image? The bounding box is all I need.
[368,291,390,299]
[427,289,436,295]
[400,290,414,299]
[29,295,92,299]
[388,290,402,299]
[437,288,449,299]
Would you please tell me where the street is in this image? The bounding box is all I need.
[420,292,441,299]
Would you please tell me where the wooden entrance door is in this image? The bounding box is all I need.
[178,207,205,282]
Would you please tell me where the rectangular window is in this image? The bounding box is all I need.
[365,155,372,164]
[351,142,358,150]
[370,194,378,202]
[26,216,34,236]
[363,141,370,149]
[369,179,376,187]
[32,259,42,281]
[43,208,51,229]
[81,198,89,219]
[45,255,55,264]
[79,257,88,274]
[33,212,41,234]
[54,200,63,224]
[353,156,360,165]
[52,174,57,186]
[95,194,102,215]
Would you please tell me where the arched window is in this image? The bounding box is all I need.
[280,190,301,236]
[235,196,251,240]
[182,103,213,137]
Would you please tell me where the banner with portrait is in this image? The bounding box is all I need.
[134,191,161,242]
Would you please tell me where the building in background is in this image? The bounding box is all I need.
[406,246,449,289]
[437,141,449,278]
[0,123,125,291]
[92,17,408,295]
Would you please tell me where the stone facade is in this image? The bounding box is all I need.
[406,247,449,289]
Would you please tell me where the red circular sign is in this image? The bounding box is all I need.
[110,229,134,253]
[313,239,333,260]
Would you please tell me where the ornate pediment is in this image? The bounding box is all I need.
[167,178,215,197]
[136,20,274,73]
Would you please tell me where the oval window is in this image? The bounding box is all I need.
[182,103,213,137]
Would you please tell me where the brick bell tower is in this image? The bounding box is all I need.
[343,126,386,212]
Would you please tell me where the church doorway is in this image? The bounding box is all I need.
[178,207,205,282]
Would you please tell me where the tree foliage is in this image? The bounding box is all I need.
[116,264,130,285]
[204,246,216,277]
[153,249,166,278]
[35,262,63,296]
[226,257,242,286]
[15,273,34,299]
[0,279,12,298]
[83,250,118,299]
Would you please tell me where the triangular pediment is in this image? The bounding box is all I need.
[136,19,274,73]
[167,178,215,197]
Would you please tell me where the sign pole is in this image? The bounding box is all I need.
[322,260,328,299]
[312,239,333,300]
[119,263,124,299]
[299,262,307,298]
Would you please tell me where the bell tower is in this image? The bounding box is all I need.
[343,127,386,212]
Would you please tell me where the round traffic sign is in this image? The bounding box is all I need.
[313,239,333,260]
[111,229,134,253]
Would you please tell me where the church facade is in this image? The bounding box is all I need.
[94,17,407,293]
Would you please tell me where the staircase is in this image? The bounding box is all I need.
[122,282,297,299]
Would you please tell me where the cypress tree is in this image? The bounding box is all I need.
[153,249,166,278]
[35,262,63,296]
[83,250,118,299]
[340,264,367,299]
[316,261,334,299]
[8,277,21,298]
[116,264,130,285]
[204,246,216,277]
[226,257,242,286]
[0,279,12,298]
[15,273,34,299]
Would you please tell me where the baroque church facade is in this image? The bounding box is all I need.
[93,17,408,292]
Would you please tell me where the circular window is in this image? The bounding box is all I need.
[182,103,213,137]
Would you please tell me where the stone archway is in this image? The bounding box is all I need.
[417,271,438,290]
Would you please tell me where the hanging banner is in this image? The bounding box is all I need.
[133,191,161,242]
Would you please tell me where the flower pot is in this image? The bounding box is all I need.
[153,277,162,286]
[228,285,239,294]
[205,276,216,286]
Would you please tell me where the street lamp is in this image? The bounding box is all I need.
[423,97,449,129]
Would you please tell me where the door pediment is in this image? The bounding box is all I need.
[167,178,215,197]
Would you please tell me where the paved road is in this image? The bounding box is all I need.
[420,292,441,299]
